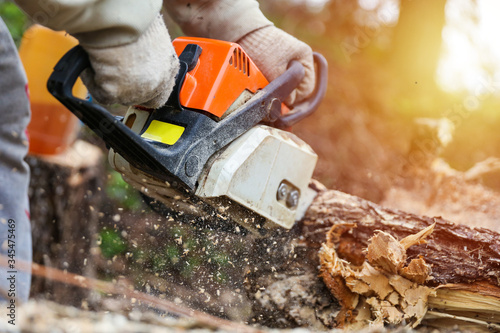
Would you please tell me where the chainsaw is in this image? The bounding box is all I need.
[47,37,327,236]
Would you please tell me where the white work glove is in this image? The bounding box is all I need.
[166,1,314,105]
[81,15,179,108]
[237,25,315,106]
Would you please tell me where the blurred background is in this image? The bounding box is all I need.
[257,0,500,203]
[2,0,500,321]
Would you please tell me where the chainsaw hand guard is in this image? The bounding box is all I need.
[275,53,328,128]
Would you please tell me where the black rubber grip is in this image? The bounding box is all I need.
[275,52,328,128]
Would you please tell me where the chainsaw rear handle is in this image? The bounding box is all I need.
[276,52,328,128]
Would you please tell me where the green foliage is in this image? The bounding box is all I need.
[180,256,201,278]
[99,229,127,259]
[164,245,180,265]
[0,2,29,46]
[105,169,144,211]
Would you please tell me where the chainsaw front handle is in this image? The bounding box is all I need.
[275,52,328,128]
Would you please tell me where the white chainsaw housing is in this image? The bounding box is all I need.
[196,125,318,230]
[109,107,318,232]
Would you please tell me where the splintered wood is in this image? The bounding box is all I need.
[319,224,436,329]
[304,190,500,331]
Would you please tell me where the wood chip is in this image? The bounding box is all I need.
[357,263,393,299]
[400,257,431,284]
[386,291,400,306]
[319,224,438,328]
[389,275,414,296]
[399,223,435,250]
[367,231,406,274]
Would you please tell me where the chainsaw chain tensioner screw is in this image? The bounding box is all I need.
[277,182,289,201]
[286,190,299,208]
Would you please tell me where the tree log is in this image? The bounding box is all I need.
[27,140,104,305]
[246,188,500,331]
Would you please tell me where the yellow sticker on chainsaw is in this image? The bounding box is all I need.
[141,120,185,145]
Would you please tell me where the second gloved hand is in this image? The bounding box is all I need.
[237,25,315,106]
[81,15,179,109]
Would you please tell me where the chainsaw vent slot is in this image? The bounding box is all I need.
[124,113,136,129]
[230,47,250,77]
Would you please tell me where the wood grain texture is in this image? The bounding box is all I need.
[27,140,104,304]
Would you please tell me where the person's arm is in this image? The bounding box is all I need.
[164,0,272,42]
[14,0,179,108]
[14,0,161,47]
[165,0,315,105]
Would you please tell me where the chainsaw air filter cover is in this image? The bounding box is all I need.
[172,37,269,119]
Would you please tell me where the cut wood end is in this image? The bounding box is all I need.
[319,224,437,329]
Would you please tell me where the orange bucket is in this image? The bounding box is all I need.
[19,24,87,155]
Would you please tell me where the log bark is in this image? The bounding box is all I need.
[27,140,104,305]
[245,188,500,331]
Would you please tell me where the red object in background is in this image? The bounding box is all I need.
[19,25,87,155]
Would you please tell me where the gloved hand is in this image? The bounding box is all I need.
[81,15,179,108]
[237,25,315,106]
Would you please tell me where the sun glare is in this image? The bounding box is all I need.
[437,0,500,94]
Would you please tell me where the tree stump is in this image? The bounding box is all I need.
[27,140,104,305]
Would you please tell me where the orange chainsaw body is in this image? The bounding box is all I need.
[172,37,269,118]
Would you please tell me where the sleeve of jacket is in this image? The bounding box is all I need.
[13,0,162,48]
[163,0,273,42]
